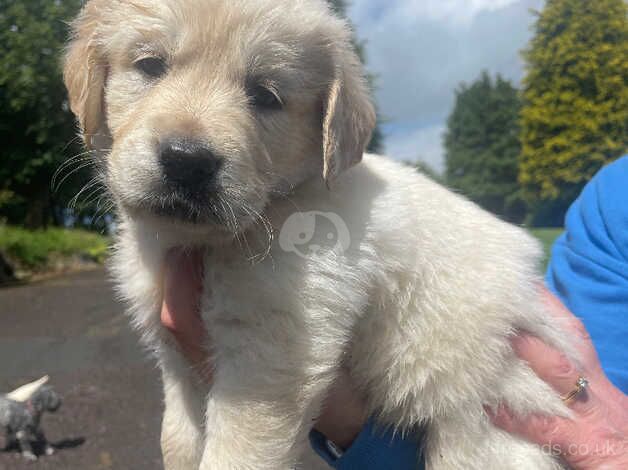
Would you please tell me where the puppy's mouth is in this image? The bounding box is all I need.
[146,191,222,225]
[125,184,260,237]
[129,138,233,226]
[128,188,227,227]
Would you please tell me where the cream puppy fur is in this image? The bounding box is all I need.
[64,1,576,469]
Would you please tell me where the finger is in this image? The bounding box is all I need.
[162,248,204,326]
[511,333,584,399]
[541,288,607,381]
[164,248,204,294]
[161,248,208,363]
[542,289,594,349]
[487,404,577,452]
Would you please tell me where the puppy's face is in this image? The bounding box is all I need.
[64,0,375,235]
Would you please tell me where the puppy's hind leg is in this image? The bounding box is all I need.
[160,349,207,470]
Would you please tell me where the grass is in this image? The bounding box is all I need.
[529,228,564,269]
[0,225,109,270]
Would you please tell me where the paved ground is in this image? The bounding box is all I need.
[0,270,164,470]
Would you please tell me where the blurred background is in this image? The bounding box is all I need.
[0,0,626,468]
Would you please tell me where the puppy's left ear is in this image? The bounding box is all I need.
[322,41,376,184]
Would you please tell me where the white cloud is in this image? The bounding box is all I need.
[353,0,522,27]
[348,0,545,172]
[385,124,447,173]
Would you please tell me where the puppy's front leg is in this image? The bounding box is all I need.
[34,429,54,456]
[200,376,329,470]
[199,316,343,470]
[3,428,14,450]
[160,347,207,470]
[16,430,36,461]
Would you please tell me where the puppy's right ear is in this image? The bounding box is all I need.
[63,4,107,149]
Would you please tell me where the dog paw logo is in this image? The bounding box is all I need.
[279,211,350,258]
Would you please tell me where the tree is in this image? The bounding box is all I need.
[0,0,84,227]
[414,160,445,185]
[444,72,525,223]
[519,0,628,226]
[327,0,383,153]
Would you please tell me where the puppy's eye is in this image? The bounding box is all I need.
[135,57,167,79]
[250,86,283,110]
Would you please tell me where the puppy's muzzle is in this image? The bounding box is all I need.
[159,138,222,193]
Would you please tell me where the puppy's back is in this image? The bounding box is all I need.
[325,154,571,468]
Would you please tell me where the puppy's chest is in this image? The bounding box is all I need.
[199,254,302,326]
[0,398,11,426]
[198,249,366,328]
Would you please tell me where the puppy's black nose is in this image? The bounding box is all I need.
[159,139,221,191]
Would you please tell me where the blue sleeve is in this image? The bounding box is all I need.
[546,156,628,394]
[309,418,422,470]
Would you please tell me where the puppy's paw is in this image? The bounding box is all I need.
[22,450,37,461]
[45,445,55,456]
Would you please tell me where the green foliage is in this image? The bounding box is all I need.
[445,72,525,222]
[520,0,628,225]
[0,225,109,269]
[0,0,88,227]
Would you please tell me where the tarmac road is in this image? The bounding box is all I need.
[0,270,164,470]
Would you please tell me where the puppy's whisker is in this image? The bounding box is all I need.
[52,151,97,190]
[95,195,114,215]
[61,135,87,153]
[220,198,250,255]
[53,160,98,193]
[92,200,115,227]
[92,194,110,218]
[76,184,106,210]
[69,178,103,210]
[244,198,273,242]
[224,199,258,260]
[241,204,273,263]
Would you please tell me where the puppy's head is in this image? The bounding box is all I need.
[64,0,375,234]
[32,386,62,413]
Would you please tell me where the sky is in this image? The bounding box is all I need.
[347,0,545,173]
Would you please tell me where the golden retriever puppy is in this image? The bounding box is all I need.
[64,1,575,468]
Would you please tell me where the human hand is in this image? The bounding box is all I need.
[160,248,212,381]
[160,253,627,466]
[487,290,628,469]
[313,369,368,449]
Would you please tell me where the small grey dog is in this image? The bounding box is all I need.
[0,384,61,460]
